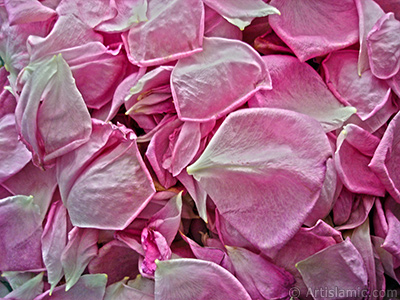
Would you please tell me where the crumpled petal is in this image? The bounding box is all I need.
[367,13,400,79]
[202,0,279,30]
[355,0,385,75]
[370,111,400,203]
[296,239,368,300]
[269,0,359,62]
[61,227,99,291]
[123,0,204,67]
[141,229,171,278]
[154,258,252,300]
[4,0,56,25]
[15,54,92,168]
[248,55,356,132]
[0,195,43,271]
[187,108,331,253]
[0,114,31,183]
[323,50,393,122]
[34,274,107,300]
[171,37,272,122]
[225,246,294,300]
[57,119,155,230]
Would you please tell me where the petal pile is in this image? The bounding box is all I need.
[2,0,400,299]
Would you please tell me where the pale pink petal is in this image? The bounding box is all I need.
[323,50,393,122]
[203,0,279,30]
[203,6,242,40]
[2,272,43,300]
[154,258,252,300]
[370,111,400,202]
[172,37,272,122]
[187,108,331,253]
[296,239,368,300]
[355,0,385,75]
[57,120,155,230]
[4,0,56,25]
[269,0,358,62]
[61,227,99,291]
[104,276,154,300]
[248,55,355,132]
[367,13,400,79]
[124,0,204,67]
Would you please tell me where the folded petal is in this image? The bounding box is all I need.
[57,120,155,230]
[124,0,204,66]
[187,108,331,253]
[154,258,252,300]
[370,111,400,202]
[248,55,355,132]
[172,37,272,122]
[202,0,279,30]
[367,13,400,79]
[269,0,358,62]
[296,239,368,300]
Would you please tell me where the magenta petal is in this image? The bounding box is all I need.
[172,37,272,122]
[124,0,204,67]
[269,0,358,62]
[248,55,355,132]
[370,111,400,203]
[0,195,43,271]
[382,197,400,260]
[297,239,368,300]
[226,246,294,300]
[187,108,331,253]
[154,258,252,300]
[4,0,56,25]
[57,120,155,230]
[61,227,99,291]
[34,274,107,300]
[367,13,400,79]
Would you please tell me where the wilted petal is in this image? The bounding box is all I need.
[202,0,279,30]
[367,13,400,79]
[269,0,358,62]
[370,111,400,202]
[248,55,355,132]
[154,258,252,300]
[296,239,368,300]
[226,246,294,300]
[34,274,107,300]
[4,0,56,25]
[187,108,331,253]
[15,54,92,168]
[0,195,43,271]
[172,37,272,122]
[124,0,204,66]
[61,227,99,291]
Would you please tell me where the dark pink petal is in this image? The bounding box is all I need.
[323,50,393,122]
[382,197,400,260]
[124,0,204,67]
[41,200,68,293]
[370,111,400,202]
[172,37,272,122]
[269,0,358,62]
[202,0,279,30]
[61,227,99,291]
[15,55,92,168]
[187,108,331,253]
[374,0,400,19]
[88,240,140,285]
[296,239,368,300]
[57,120,155,229]
[355,0,385,75]
[0,195,43,271]
[154,259,252,300]
[4,0,56,25]
[34,274,107,300]
[248,55,355,132]
[335,124,386,196]
[367,13,400,79]
[0,114,31,183]
[226,246,294,300]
